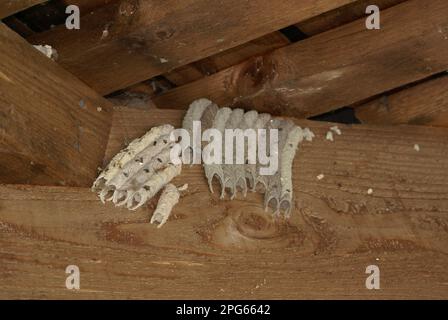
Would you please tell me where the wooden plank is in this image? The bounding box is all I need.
[1,107,448,299]
[2,16,35,37]
[125,0,404,90]
[0,23,113,186]
[68,0,118,14]
[296,0,407,36]
[163,32,290,86]
[355,75,448,127]
[0,0,46,19]
[28,0,356,95]
[153,0,448,118]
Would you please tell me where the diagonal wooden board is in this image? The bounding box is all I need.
[1,107,447,299]
[153,0,448,118]
[0,0,47,19]
[28,0,356,95]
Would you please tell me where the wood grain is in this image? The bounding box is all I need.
[296,0,407,36]
[0,0,46,19]
[0,23,113,186]
[153,0,448,118]
[28,0,356,95]
[1,107,447,299]
[356,75,448,127]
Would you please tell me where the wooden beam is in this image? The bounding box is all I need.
[163,32,290,86]
[296,0,407,36]
[67,0,119,14]
[355,75,448,127]
[1,107,447,299]
[1,16,35,37]
[0,0,46,19]
[153,0,448,118]
[28,0,356,95]
[124,0,405,90]
[0,23,113,186]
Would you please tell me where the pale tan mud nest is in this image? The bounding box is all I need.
[92,98,314,227]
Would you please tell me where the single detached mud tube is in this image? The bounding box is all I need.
[127,164,182,210]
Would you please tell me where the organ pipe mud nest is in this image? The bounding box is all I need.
[92,98,314,226]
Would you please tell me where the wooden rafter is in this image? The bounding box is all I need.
[1,107,448,299]
[162,0,407,88]
[356,75,448,127]
[296,0,407,36]
[153,0,448,118]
